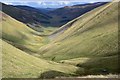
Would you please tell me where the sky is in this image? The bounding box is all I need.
[0,0,112,8]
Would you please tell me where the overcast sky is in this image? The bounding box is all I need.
[0,0,112,8]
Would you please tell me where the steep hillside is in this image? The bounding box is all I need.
[1,11,84,78]
[48,2,107,27]
[0,11,48,54]
[2,39,81,78]
[38,2,119,74]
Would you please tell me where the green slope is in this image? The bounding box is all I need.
[38,2,119,74]
[60,55,118,74]
[2,39,82,78]
[1,11,49,54]
[1,1,119,78]
[1,11,84,78]
[39,2,118,60]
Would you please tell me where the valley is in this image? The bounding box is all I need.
[0,0,119,79]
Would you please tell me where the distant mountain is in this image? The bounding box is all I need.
[1,3,52,27]
[14,5,52,18]
[1,2,107,27]
[49,2,107,16]
[48,2,107,27]
[37,8,57,13]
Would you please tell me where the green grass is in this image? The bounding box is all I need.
[1,11,57,54]
[1,12,84,78]
[2,39,83,78]
[1,12,83,78]
[1,1,119,78]
[60,56,118,75]
[37,2,119,74]
[39,2,119,60]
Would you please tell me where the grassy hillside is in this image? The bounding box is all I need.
[1,0,119,78]
[2,39,82,78]
[0,12,42,51]
[39,2,118,59]
[1,11,83,78]
[38,2,119,74]
[0,11,51,54]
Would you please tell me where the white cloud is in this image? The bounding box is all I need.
[2,2,13,5]
[37,1,69,6]
[55,1,70,5]
[0,0,112,8]
[61,1,70,5]
[41,2,46,5]
[37,2,47,5]
[37,2,43,5]
[17,2,29,5]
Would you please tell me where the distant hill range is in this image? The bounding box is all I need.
[37,8,57,13]
[48,2,107,27]
[1,2,107,28]
[1,3,52,27]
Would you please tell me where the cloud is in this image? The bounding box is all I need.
[37,2,47,5]
[2,2,13,5]
[36,1,70,6]
[59,1,70,5]
[15,2,29,5]
[0,0,112,8]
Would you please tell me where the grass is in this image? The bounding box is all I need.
[61,56,118,75]
[1,11,58,54]
[39,2,118,60]
[1,12,83,78]
[37,2,119,75]
[2,39,83,78]
[1,1,119,78]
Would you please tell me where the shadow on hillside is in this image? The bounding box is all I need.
[76,55,119,75]
[38,70,70,79]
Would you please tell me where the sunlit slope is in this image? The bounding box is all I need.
[2,39,81,78]
[0,12,47,53]
[0,12,82,78]
[39,2,119,61]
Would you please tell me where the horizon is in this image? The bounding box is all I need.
[0,0,112,8]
